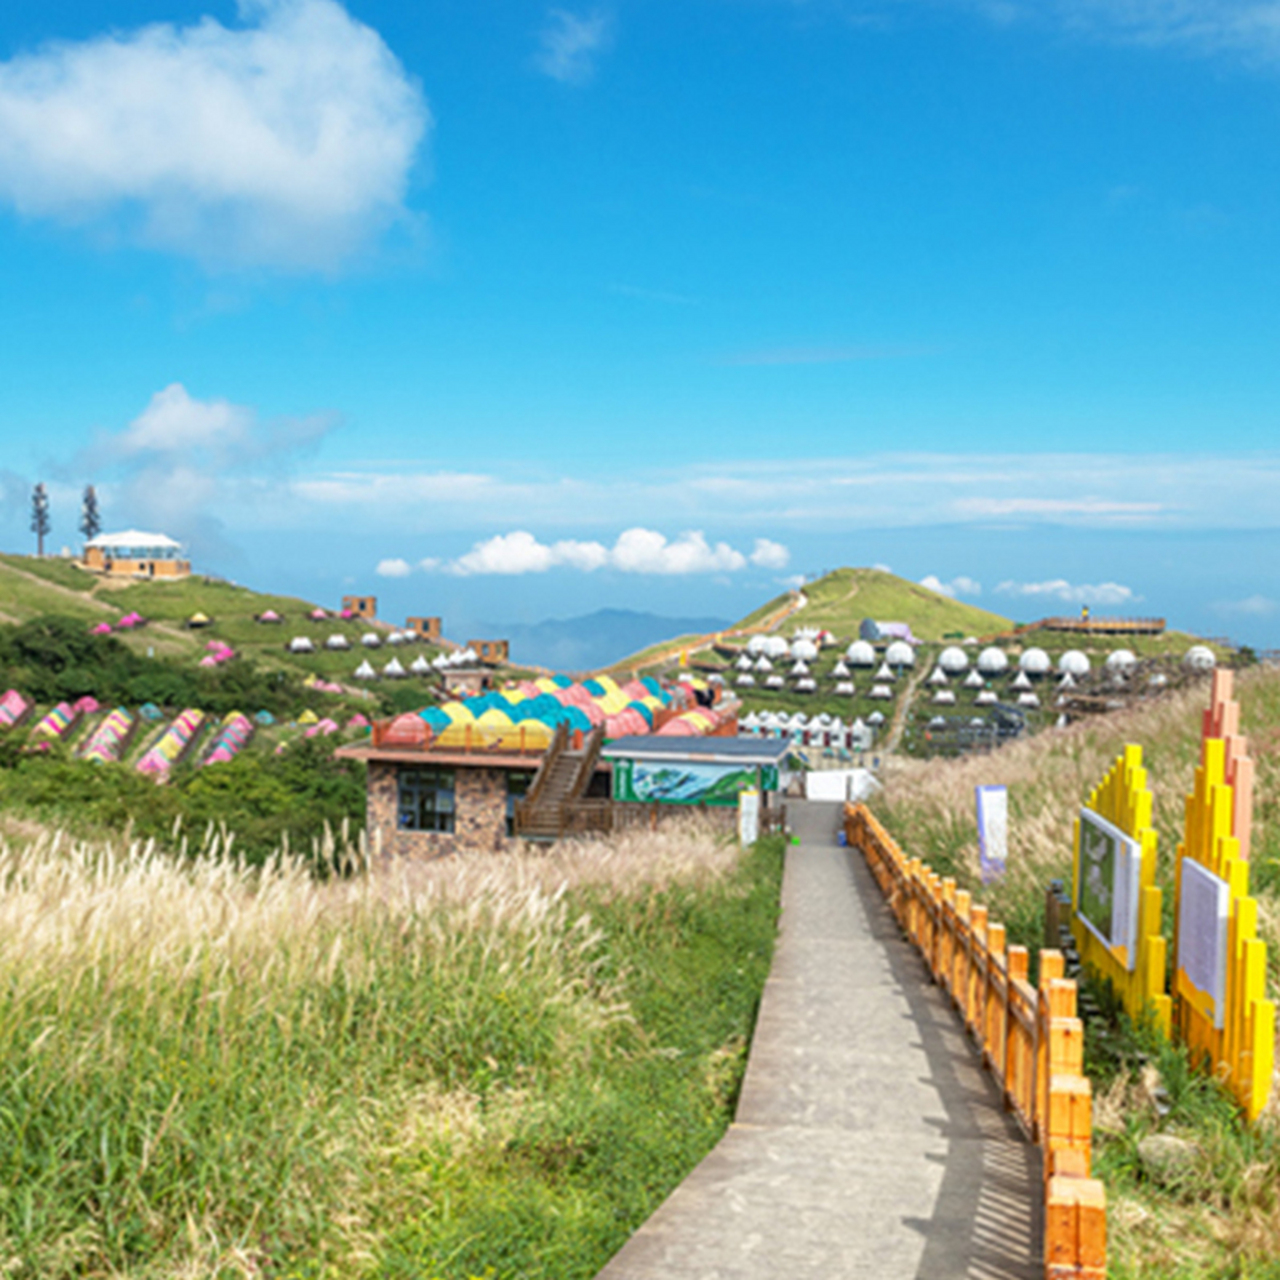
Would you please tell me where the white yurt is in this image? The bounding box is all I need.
[875,661,895,682]
[867,710,886,726]
[1059,650,1090,677]
[885,640,915,668]
[1184,645,1216,672]
[288,636,314,653]
[933,689,957,705]
[360,632,382,649]
[1011,670,1033,691]
[1106,649,1137,674]
[747,635,768,657]
[963,670,985,689]
[1017,692,1041,708]
[835,680,855,695]
[938,645,969,674]
[766,675,785,689]
[353,659,376,680]
[846,640,876,667]
[736,673,756,687]
[383,657,406,678]
[869,683,894,699]
[387,632,405,646]
[977,647,1008,675]
[790,638,819,662]
[928,716,947,728]
[764,636,790,659]
[325,634,351,650]
[707,673,725,687]
[795,678,817,692]
[928,667,949,686]
[975,690,998,706]
[1019,647,1051,676]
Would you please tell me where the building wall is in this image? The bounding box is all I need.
[407,616,442,640]
[83,548,190,577]
[367,761,511,859]
[468,638,510,663]
[343,595,377,618]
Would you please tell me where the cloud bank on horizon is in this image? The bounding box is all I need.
[0,0,428,270]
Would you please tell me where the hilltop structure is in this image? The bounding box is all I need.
[82,531,190,579]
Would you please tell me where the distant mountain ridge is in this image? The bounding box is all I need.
[489,608,732,672]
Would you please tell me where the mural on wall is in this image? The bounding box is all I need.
[613,759,777,806]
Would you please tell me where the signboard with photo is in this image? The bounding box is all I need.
[1176,857,1230,1030]
[1075,807,1141,970]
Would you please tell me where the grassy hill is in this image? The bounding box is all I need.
[735,567,1014,642]
[0,553,441,684]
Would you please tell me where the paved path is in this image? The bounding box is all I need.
[597,800,1040,1280]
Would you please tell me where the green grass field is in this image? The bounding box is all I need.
[0,818,783,1279]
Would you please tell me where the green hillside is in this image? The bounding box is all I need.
[0,553,441,685]
[735,567,1014,642]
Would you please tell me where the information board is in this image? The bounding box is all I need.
[1176,857,1230,1031]
[975,785,1008,884]
[1076,807,1141,970]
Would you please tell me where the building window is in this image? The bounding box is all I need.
[506,770,535,836]
[398,766,456,833]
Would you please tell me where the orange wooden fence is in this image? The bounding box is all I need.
[844,803,1105,1280]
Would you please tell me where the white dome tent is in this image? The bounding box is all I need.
[1019,647,1051,676]
[353,659,377,680]
[869,683,894,699]
[933,689,957,705]
[846,640,876,667]
[977,647,1008,676]
[764,636,790,659]
[747,635,768,656]
[795,677,817,693]
[410,655,431,675]
[885,640,915,669]
[1184,645,1216,672]
[1106,649,1137,675]
[975,690,998,706]
[765,675,785,689]
[1017,692,1041,708]
[834,680,855,695]
[790,639,819,662]
[288,636,315,654]
[1058,650,1090,677]
[383,657,406,678]
[387,632,405,646]
[736,673,756,687]
[325,634,351,651]
[938,646,969,674]
[361,633,382,649]
[867,710,886,726]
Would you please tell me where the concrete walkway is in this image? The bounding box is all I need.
[596,800,1040,1280]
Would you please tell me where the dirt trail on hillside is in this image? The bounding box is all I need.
[884,662,927,753]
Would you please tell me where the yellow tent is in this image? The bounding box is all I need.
[297,709,319,725]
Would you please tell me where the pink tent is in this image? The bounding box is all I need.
[656,718,698,736]
[73,695,100,715]
[91,622,113,635]
[199,656,219,667]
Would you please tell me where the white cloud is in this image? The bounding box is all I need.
[750,538,791,570]
[437,527,776,576]
[0,0,428,270]
[995,579,1137,606]
[115,383,252,456]
[920,574,982,598]
[611,528,746,574]
[955,497,1163,520]
[1214,594,1277,616]
[375,557,412,578]
[946,0,1280,61]
[535,9,612,83]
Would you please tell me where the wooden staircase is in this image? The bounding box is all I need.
[514,727,604,840]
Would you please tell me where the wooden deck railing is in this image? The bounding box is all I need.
[844,803,1105,1280]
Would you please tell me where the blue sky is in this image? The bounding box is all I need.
[1,0,1279,646]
